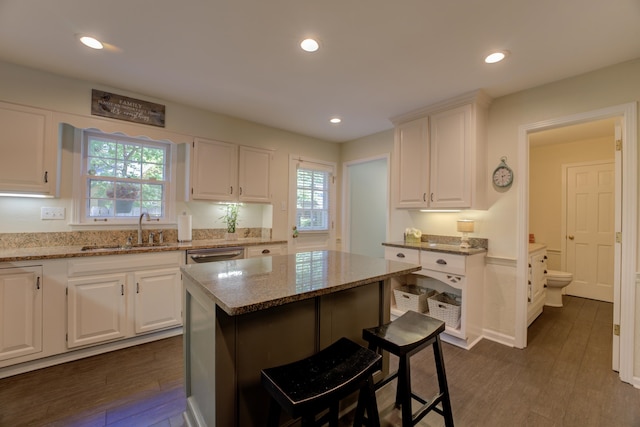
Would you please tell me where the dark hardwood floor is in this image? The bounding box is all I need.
[1,296,639,426]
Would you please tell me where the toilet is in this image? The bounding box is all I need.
[545,270,573,307]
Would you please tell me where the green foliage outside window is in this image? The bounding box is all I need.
[84,131,168,218]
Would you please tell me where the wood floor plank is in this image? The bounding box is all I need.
[2,297,640,426]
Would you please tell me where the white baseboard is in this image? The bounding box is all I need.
[482,329,516,348]
[0,327,182,379]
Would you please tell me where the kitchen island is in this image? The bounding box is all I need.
[181,250,421,426]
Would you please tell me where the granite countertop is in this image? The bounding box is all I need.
[0,238,287,263]
[528,243,547,253]
[181,250,421,316]
[383,241,487,256]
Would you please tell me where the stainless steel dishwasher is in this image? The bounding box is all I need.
[186,247,245,264]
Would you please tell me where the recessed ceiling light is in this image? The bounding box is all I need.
[300,38,319,52]
[78,35,104,50]
[329,117,341,124]
[484,50,508,64]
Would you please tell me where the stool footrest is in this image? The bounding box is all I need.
[372,370,399,391]
[412,392,446,425]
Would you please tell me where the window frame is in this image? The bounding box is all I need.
[72,127,177,225]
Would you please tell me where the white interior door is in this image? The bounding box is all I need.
[564,161,615,302]
[343,156,388,258]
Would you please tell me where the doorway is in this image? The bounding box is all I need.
[516,102,637,385]
[342,155,389,257]
[529,121,616,304]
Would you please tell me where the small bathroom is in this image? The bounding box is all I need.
[527,117,616,325]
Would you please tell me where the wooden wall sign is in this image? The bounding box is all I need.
[91,89,165,127]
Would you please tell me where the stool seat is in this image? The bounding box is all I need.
[361,310,454,427]
[363,310,445,356]
[261,337,382,426]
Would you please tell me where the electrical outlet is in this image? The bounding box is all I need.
[41,207,65,220]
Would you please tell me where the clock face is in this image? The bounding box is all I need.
[493,165,513,187]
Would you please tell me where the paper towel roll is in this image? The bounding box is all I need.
[178,214,192,242]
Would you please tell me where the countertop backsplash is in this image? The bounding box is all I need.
[416,233,488,250]
[0,227,272,250]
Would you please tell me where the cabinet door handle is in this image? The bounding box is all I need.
[136,282,140,294]
[262,249,270,254]
[44,171,48,183]
[230,186,233,195]
[436,259,447,265]
[239,187,243,196]
[121,284,124,296]
[396,253,405,258]
[36,276,41,290]
[430,193,434,202]
[423,193,426,202]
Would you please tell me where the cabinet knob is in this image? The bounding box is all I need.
[262,249,270,254]
[568,235,575,240]
[436,259,447,265]
[396,253,405,258]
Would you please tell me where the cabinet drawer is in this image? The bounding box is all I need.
[384,247,420,264]
[246,245,285,258]
[420,251,465,275]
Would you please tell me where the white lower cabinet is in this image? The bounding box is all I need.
[384,246,485,349]
[0,266,43,361]
[528,247,547,326]
[133,268,182,334]
[246,244,286,258]
[66,252,183,349]
[67,273,127,348]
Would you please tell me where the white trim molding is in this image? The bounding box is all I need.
[517,102,637,384]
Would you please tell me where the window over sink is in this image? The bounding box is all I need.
[73,128,177,224]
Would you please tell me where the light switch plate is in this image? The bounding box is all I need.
[41,207,65,220]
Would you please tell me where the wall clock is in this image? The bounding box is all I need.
[492,157,514,188]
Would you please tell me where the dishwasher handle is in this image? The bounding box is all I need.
[189,250,244,263]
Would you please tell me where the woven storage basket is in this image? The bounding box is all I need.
[427,292,461,328]
[393,285,437,313]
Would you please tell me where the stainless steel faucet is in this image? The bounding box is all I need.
[138,212,150,244]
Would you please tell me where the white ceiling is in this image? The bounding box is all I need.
[0,0,639,142]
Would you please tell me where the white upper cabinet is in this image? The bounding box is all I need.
[391,90,490,210]
[238,145,273,203]
[0,102,58,196]
[191,138,273,203]
[393,117,430,208]
[191,138,238,201]
[429,104,472,208]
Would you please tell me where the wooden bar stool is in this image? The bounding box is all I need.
[261,337,382,426]
[359,310,454,427]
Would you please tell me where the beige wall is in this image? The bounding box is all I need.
[0,60,340,240]
[529,136,615,252]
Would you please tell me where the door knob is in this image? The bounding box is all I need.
[568,235,575,240]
